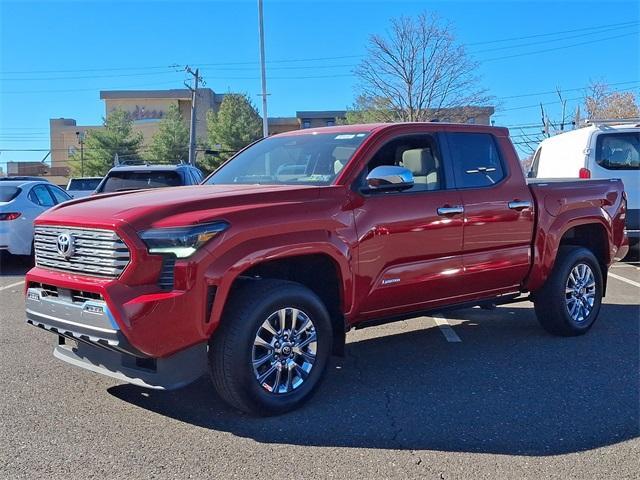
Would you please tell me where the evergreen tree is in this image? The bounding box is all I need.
[205,94,262,170]
[70,109,143,176]
[144,104,189,164]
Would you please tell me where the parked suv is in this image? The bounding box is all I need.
[25,123,628,415]
[530,121,639,245]
[94,163,204,194]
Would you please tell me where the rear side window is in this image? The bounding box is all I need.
[99,171,182,193]
[29,185,55,206]
[596,132,640,170]
[0,186,21,202]
[448,133,505,188]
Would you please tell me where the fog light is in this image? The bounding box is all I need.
[85,304,104,314]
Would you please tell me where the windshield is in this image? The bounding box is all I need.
[0,186,21,202]
[99,171,182,193]
[205,132,369,186]
[68,178,101,191]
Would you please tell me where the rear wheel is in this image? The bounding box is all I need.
[209,279,333,415]
[533,246,603,336]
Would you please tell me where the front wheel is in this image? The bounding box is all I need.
[533,246,603,336]
[209,279,333,415]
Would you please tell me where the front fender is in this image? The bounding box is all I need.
[203,231,354,336]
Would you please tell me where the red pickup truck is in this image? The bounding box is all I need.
[25,123,628,415]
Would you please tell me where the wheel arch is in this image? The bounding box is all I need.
[526,214,613,293]
[205,244,352,356]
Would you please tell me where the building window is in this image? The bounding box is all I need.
[326,120,335,127]
[302,120,311,129]
[467,117,476,124]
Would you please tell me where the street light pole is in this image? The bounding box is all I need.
[258,0,269,138]
[75,131,85,177]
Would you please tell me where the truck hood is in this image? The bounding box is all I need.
[37,184,321,231]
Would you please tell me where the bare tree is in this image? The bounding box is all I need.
[350,12,490,123]
[585,81,639,120]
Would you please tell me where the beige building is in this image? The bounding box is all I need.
[48,88,494,181]
[50,89,220,175]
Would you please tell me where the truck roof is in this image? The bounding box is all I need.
[274,122,510,137]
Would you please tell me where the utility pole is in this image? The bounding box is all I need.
[185,66,204,165]
[75,131,85,177]
[257,0,269,138]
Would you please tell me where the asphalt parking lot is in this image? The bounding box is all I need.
[0,254,638,479]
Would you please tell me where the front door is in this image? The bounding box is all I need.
[352,133,466,318]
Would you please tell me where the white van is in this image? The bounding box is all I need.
[529,121,640,245]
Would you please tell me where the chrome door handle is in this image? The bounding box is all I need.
[437,205,464,216]
[508,200,532,211]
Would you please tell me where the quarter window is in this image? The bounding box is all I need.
[448,133,505,188]
[595,133,640,170]
[47,185,71,204]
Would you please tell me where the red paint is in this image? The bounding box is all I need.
[26,123,628,358]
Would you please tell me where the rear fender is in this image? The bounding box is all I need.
[525,209,612,292]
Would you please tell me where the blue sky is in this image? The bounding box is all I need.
[1,0,638,166]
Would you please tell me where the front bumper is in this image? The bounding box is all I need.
[26,285,207,389]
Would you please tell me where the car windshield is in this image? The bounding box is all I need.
[68,178,101,190]
[0,186,21,202]
[99,171,182,193]
[205,132,369,186]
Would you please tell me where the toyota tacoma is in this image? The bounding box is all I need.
[25,123,629,415]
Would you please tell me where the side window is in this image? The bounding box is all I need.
[448,133,505,188]
[47,185,71,204]
[595,133,640,170]
[363,134,443,192]
[29,185,55,207]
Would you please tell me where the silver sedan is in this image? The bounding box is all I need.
[0,180,71,257]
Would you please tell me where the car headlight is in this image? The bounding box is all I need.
[139,221,229,258]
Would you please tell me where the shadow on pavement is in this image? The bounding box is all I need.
[110,303,639,456]
[0,253,32,276]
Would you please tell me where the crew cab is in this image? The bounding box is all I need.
[25,123,629,415]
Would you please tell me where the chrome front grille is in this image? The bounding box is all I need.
[34,226,131,278]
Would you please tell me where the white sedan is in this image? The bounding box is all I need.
[0,180,72,257]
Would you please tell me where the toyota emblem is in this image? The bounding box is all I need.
[56,232,74,259]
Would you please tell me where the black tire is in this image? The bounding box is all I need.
[533,246,603,336]
[209,279,333,416]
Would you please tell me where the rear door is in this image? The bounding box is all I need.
[445,132,535,294]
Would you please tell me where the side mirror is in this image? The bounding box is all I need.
[365,166,414,192]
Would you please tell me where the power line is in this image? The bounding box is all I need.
[3,20,636,77]
[471,23,637,54]
[497,80,640,100]
[467,20,638,45]
[500,86,639,112]
[483,31,638,62]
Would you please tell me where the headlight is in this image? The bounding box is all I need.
[139,221,229,258]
